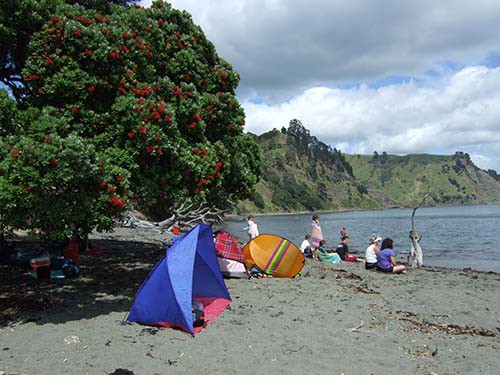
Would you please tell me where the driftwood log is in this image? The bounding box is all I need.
[119,202,228,232]
[408,193,429,267]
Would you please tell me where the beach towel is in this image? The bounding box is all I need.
[214,232,245,263]
[318,251,342,264]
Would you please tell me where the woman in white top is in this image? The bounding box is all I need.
[365,234,381,270]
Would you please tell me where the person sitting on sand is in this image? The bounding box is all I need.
[365,234,382,270]
[376,237,407,274]
[300,234,313,258]
[317,240,342,263]
[335,236,358,262]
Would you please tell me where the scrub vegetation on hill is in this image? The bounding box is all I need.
[236,120,500,213]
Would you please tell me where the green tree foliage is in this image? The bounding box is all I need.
[0,0,135,104]
[0,1,260,237]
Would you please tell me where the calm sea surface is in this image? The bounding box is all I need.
[222,204,500,273]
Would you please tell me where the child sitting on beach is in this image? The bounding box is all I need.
[300,234,313,258]
[317,240,342,263]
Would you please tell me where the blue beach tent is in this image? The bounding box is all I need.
[127,224,232,335]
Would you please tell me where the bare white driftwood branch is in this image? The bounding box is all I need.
[408,192,430,267]
[118,202,229,232]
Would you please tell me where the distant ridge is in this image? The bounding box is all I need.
[235,120,500,213]
[346,151,500,207]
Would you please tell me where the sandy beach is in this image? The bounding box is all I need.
[1,227,499,375]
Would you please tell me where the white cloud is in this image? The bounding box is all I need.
[140,0,500,102]
[242,66,500,171]
[139,1,500,171]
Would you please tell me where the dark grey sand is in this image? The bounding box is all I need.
[1,227,499,375]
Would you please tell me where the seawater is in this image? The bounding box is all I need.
[222,204,500,273]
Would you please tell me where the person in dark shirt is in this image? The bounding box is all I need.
[335,236,358,262]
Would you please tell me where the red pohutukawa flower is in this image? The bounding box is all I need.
[193,114,202,122]
[188,122,197,129]
[84,49,93,57]
[156,148,163,156]
[108,195,125,208]
[117,175,125,182]
[71,107,79,113]
[12,150,20,158]
[45,57,53,65]
[127,131,136,139]
[49,157,58,166]
[99,181,107,188]
[138,125,147,134]
[145,145,155,153]
[88,85,95,93]
[172,85,182,96]
[25,185,31,193]
[44,135,51,142]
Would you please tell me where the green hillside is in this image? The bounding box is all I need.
[346,152,500,207]
[235,120,500,214]
[235,120,380,213]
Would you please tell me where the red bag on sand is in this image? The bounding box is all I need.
[64,238,80,265]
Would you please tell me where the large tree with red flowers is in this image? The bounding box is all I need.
[0,1,260,238]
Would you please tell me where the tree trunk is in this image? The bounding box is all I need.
[119,203,228,233]
[408,193,429,267]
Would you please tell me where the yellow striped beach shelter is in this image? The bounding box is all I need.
[242,234,305,278]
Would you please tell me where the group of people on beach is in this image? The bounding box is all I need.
[300,214,407,274]
[242,213,407,274]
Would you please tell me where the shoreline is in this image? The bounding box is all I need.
[229,201,500,218]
